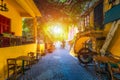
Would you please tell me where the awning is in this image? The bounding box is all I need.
[104,4,120,24]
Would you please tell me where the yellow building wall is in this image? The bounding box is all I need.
[0,2,22,36]
[0,1,38,80]
[104,0,112,12]
[103,23,112,36]
[109,26,120,56]
[103,0,120,56]
[0,44,37,80]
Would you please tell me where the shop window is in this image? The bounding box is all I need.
[22,18,35,44]
[0,14,11,34]
[0,14,11,47]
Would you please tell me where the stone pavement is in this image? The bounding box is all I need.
[20,48,108,80]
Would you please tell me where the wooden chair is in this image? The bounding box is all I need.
[107,55,120,80]
[93,55,111,74]
[28,52,35,58]
[94,55,120,80]
[28,52,38,65]
[16,56,33,80]
[7,58,22,80]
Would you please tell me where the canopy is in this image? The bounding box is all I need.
[104,4,120,24]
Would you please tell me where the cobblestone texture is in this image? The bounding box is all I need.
[19,49,108,80]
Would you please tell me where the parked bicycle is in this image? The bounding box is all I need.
[77,39,97,65]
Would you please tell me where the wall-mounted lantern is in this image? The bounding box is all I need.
[0,0,8,11]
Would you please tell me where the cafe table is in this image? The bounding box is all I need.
[94,55,120,80]
[16,56,32,74]
[93,55,120,63]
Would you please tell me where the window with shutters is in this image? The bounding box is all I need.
[94,1,104,30]
[0,14,11,34]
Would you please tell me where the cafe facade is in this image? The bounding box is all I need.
[0,0,41,79]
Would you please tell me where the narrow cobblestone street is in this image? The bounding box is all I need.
[19,48,108,80]
[1,1,120,80]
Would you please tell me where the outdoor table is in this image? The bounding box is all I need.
[93,55,120,63]
[16,56,32,74]
[94,56,120,80]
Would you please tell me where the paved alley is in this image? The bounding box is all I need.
[21,48,107,80]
